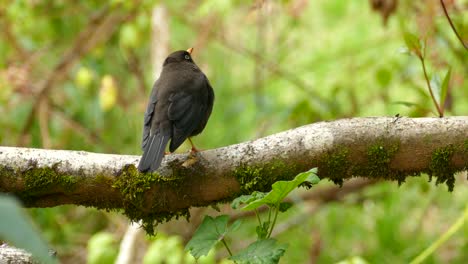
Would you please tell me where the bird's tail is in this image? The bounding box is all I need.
[138,133,170,172]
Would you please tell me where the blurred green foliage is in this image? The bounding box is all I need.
[0,0,467,263]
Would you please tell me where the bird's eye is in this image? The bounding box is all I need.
[184,54,190,60]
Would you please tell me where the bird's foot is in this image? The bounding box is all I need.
[190,146,200,153]
[188,148,199,158]
[188,137,202,154]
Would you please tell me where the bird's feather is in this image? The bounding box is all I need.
[138,132,169,172]
[141,84,158,150]
[168,93,205,152]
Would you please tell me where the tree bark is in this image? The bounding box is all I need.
[0,117,467,222]
[0,245,37,264]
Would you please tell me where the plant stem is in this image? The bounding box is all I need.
[440,0,467,51]
[254,209,262,226]
[410,205,468,264]
[419,56,443,117]
[267,207,272,224]
[267,206,280,238]
[221,238,233,257]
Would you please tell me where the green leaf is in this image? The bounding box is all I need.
[229,239,287,264]
[256,222,270,239]
[301,173,321,189]
[0,195,57,264]
[430,73,442,106]
[440,68,452,109]
[231,192,266,209]
[278,202,293,213]
[403,31,422,57]
[391,101,420,108]
[185,215,229,259]
[242,168,319,211]
[229,219,242,233]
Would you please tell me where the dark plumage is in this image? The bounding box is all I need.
[138,48,214,172]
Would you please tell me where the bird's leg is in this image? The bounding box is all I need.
[188,137,199,153]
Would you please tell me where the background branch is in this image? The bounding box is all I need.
[17,4,140,146]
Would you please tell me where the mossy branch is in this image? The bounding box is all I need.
[0,117,467,233]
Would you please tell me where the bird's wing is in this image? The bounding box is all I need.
[167,92,205,152]
[141,84,158,150]
[205,79,215,122]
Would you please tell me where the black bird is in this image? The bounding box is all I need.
[138,48,214,172]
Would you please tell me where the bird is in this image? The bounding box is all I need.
[138,48,214,172]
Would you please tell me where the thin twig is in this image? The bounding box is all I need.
[440,0,467,51]
[0,9,28,61]
[419,55,444,117]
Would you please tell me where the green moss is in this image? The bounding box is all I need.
[234,160,298,194]
[351,141,402,183]
[321,148,349,186]
[429,145,455,192]
[124,204,190,236]
[0,166,15,185]
[23,166,78,193]
[366,143,399,176]
[112,164,188,235]
[95,174,114,186]
[113,165,161,207]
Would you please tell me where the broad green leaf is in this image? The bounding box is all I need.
[301,173,321,189]
[229,239,287,264]
[306,173,320,184]
[231,192,266,209]
[440,68,452,110]
[185,215,229,259]
[0,195,57,264]
[242,168,319,211]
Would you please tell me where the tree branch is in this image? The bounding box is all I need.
[0,117,467,223]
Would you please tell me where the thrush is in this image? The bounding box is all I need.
[138,48,214,172]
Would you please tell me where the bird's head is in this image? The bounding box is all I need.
[163,48,195,66]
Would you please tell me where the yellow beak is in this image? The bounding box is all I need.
[187,47,194,54]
